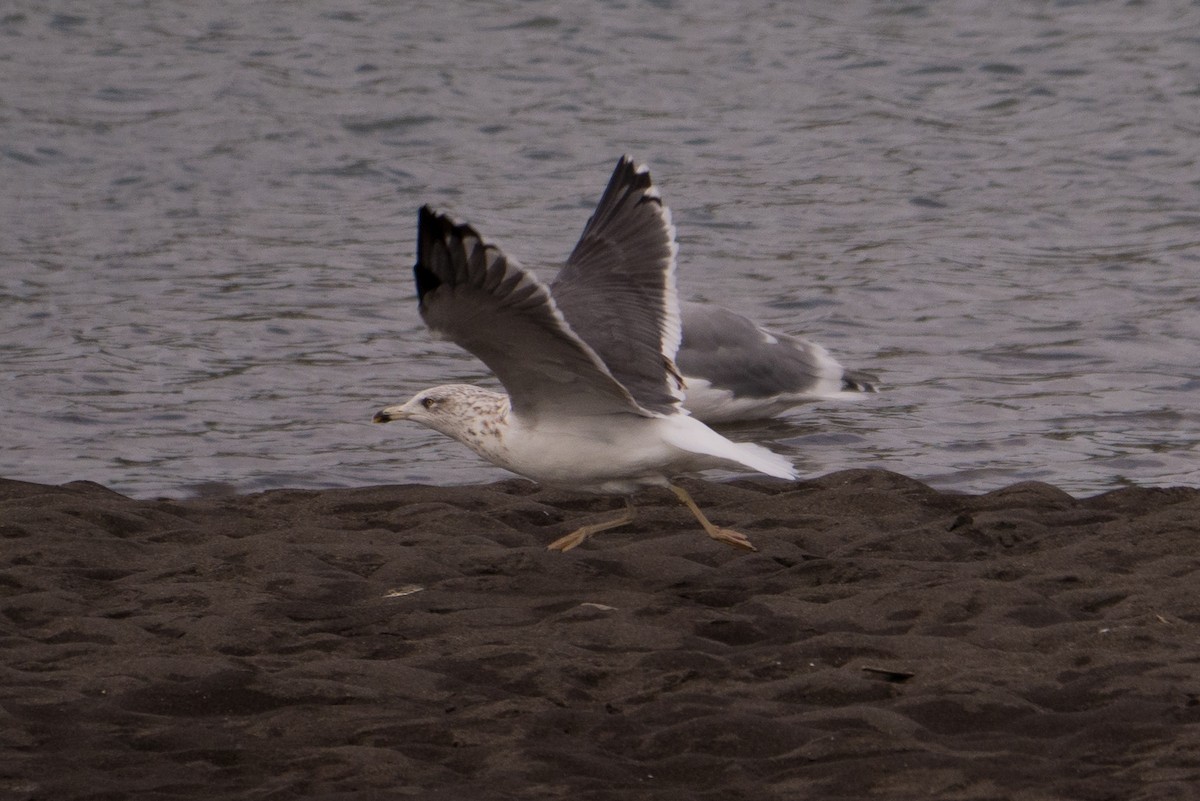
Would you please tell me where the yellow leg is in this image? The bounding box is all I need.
[546,497,637,552]
[669,484,757,551]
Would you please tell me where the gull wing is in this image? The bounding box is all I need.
[677,302,847,398]
[414,206,651,420]
[550,156,685,416]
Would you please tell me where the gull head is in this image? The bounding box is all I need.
[373,384,509,443]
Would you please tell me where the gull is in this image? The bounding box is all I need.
[373,156,795,552]
[677,301,877,423]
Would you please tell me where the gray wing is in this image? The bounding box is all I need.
[550,156,684,416]
[414,206,650,420]
[677,302,849,398]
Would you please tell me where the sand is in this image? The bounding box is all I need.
[2,469,1199,800]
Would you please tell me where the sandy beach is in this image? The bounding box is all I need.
[2,470,1199,799]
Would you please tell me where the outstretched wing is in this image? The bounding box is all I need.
[414,206,651,420]
[550,156,684,416]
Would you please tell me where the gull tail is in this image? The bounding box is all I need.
[725,440,796,480]
[663,416,797,481]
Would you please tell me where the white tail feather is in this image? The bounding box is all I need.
[662,416,796,480]
[727,441,796,480]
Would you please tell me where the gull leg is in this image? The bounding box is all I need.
[668,484,757,552]
[546,497,637,552]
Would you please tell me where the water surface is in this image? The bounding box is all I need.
[3,2,1197,498]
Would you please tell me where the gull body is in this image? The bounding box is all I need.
[374,156,795,551]
[376,384,792,495]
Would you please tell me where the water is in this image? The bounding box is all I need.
[3,1,1198,499]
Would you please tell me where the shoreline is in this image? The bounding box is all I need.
[3,470,1199,799]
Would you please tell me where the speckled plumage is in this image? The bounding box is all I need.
[375,385,509,462]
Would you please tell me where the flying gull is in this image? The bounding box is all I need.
[373,156,795,551]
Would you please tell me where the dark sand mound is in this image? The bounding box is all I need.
[2,470,1199,800]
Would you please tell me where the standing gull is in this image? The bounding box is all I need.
[373,156,795,552]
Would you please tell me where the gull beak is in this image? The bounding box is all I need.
[372,404,409,424]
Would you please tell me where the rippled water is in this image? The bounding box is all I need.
[4,1,1198,498]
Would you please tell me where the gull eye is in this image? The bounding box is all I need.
[421,396,436,409]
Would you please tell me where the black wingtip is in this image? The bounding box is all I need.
[612,154,653,195]
[842,371,879,393]
[414,205,445,304]
[414,261,441,304]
